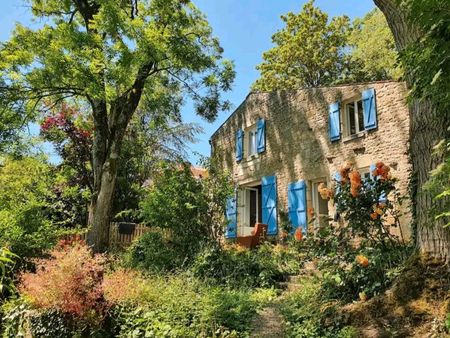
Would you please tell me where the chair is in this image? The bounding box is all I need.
[236,223,267,249]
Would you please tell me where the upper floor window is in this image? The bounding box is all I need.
[247,125,257,158]
[328,88,377,143]
[344,99,365,137]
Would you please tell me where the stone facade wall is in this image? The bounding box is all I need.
[210,81,411,238]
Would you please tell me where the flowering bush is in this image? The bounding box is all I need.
[19,240,106,324]
[328,161,405,247]
[303,161,411,301]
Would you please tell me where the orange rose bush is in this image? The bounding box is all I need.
[311,161,411,301]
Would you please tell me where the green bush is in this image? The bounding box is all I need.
[126,231,182,272]
[190,243,287,288]
[0,156,59,258]
[138,161,233,269]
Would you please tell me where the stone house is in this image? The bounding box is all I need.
[209,81,411,240]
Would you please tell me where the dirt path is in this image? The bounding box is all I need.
[249,276,303,338]
[249,302,285,338]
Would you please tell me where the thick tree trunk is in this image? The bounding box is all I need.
[87,156,118,252]
[374,0,450,261]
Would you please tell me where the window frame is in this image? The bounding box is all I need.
[311,179,330,228]
[343,98,365,137]
[245,124,258,159]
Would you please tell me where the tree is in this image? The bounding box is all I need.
[374,0,450,261]
[0,0,234,252]
[348,8,402,82]
[252,0,350,91]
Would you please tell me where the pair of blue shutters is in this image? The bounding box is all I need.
[225,175,277,238]
[235,119,266,162]
[328,88,378,142]
[288,180,307,235]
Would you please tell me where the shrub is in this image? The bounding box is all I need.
[126,230,182,272]
[302,160,411,301]
[190,243,286,288]
[19,240,107,324]
[0,156,59,258]
[138,160,233,270]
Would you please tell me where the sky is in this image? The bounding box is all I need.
[0,0,375,165]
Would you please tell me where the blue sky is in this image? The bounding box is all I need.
[0,0,375,164]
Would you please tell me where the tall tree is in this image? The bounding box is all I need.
[0,0,234,252]
[374,0,450,261]
[252,0,350,91]
[348,8,402,81]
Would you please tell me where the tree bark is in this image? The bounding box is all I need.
[374,0,450,261]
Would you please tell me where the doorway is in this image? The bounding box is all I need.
[237,184,262,236]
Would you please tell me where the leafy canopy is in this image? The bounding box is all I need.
[252,2,400,91]
[0,0,234,122]
[252,0,350,90]
[348,8,401,82]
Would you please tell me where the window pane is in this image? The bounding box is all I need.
[248,131,254,155]
[357,100,364,132]
[347,104,356,135]
[318,192,329,215]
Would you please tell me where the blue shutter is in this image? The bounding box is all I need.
[329,102,341,141]
[256,119,266,153]
[362,88,377,130]
[262,175,277,236]
[235,129,244,162]
[225,195,237,238]
[370,164,386,202]
[288,180,307,235]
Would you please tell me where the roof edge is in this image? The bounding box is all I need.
[209,79,404,141]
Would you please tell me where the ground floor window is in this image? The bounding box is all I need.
[311,180,330,227]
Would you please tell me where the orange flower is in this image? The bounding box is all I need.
[308,207,315,218]
[339,161,353,184]
[370,212,378,220]
[318,182,333,200]
[372,161,391,180]
[356,255,369,267]
[349,170,361,197]
[294,227,303,241]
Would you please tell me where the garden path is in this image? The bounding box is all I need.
[249,275,303,338]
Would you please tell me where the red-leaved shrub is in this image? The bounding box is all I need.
[19,240,107,322]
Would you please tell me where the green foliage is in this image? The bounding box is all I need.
[319,244,410,301]
[252,0,350,90]
[0,247,18,298]
[401,0,450,112]
[126,231,181,272]
[280,277,341,338]
[137,159,232,270]
[299,162,411,301]
[348,8,402,81]
[3,271,276,337]
[0,156,58,258]
[252,2,400,91]
[190,243,293,288]
[0,0,235,124]
[106,275,276,338]
[425,140,450,227]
